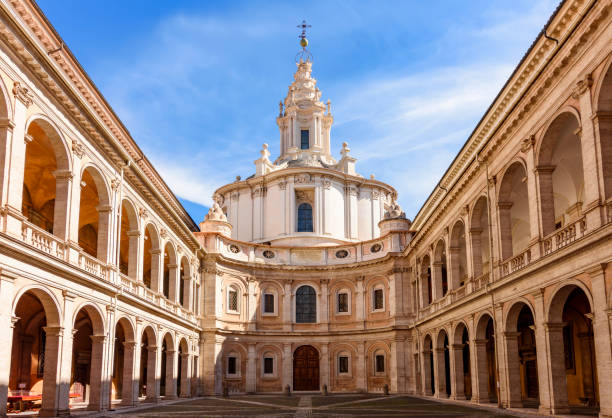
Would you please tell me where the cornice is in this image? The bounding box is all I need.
[411,0,597,232]
[0,0,200,250]
[409,0,610,253]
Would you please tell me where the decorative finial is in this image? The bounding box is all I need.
[279,101,284,117]
[326,99,331,115]
[295,20,313,63]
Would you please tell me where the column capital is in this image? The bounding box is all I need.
[53,169,73,180]
[10,315,20,328]
[90,334,107,343]
[503,331,520,339]
[543,322,565,331]
[43,326,64,337]
[123,341,137,349]
[0,116,15,130]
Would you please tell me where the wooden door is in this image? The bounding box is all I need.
[293,346,319,391]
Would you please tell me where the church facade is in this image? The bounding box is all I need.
[0,0,611,417]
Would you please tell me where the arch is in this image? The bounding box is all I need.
[116,315,136,343]
[113,317,136,404]
[420,254,433,306]
[536,111,584,236]
[433,239,448,299]
[470,196,491,279]
[179,256,190,308]
[435,328,451,397]
[160,331,177,398]
[595,57,612,198]
[451,321,472,400]
[449,220,468,289]
[162,241,178,300]
[118,198,139,278]
[72,302,106,336]
[0,78,12,118]
[498,160,531,259]
[422,333,435,396]
[0,78,11,206]
[142,223,160,290]
[504,300,539,407]
[78,164,112,261]
[295,285,317,323]
[22,117,71,238]
[12,285,62,327]
[297,202,313,232]
[474,312,497,403]
[140,325,158,399]
[177,337,190,397]
[293,345,319,391]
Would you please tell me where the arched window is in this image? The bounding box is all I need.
[297,203,313,232]
[295,285,316,323]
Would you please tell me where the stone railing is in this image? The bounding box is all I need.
[78,251,108,280]
[500,248,531,278]
[541,217,586,256]
[472,272,490,291]
[21,221,67,261]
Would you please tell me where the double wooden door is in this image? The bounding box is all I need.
[293,345,319,391]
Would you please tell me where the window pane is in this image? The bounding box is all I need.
[339,356,348,373]
[376,355,385,373]
[228,357,236,374]
[264,357,274,374]
[301,129,309,150]
[264,294,274,313]
[374,289,383,310]
[229,290,238,311]
[296,285,316,323]
[338,293,348,313]
[297,203,313,232]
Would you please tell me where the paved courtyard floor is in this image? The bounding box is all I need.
[117,394,514,417]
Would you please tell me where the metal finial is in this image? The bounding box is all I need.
[295,20,312,63]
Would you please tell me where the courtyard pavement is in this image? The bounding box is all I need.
[116,394,516,417]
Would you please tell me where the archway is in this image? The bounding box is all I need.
[293,345,319,391]
[548,286,598,412]
[139,326,157,400]
[498,162,530,259]
[142,224,160,290]
[433,240,447,300]
[451,323,471,400]
[474,314,497,403]
[449,221,468,289]
[421,255,432,306]
[22,119,70,238]
[505,302,538,408]
[9,289,62,415]
[538,112,584,236]
[470,197,491,279]
[422,335,434,395]
[435,330,451,398]
[596,61,612,198]
[71,305,106,411]
[118,199,139,279]
[162,243,177,301]
[78,166,111,261]
[161,333,176,398]
[113,317,136,406]
[179,257,190,309]
[178,338,190,397]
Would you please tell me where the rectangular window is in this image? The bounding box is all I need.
[264,357,274,374]
[264,294,275,313]
[338,293,348,313]
[300,129,309,150]
[374,288,384,310]
[229,290,238,312]
[228,356,237,375]
[375,354,385,373]
[338,356,349,374]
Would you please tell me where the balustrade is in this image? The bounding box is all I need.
[541,217,586,256]
[21,221,67,260]
[500,248,531,278]
[78,251,108,280]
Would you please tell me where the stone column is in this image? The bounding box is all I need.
[532,290,553,415]
[320,343,329,392]
[356,276,365,328]
[246,343,256,393]
[574,77,603,231]
[2,85,30,238]
[472,339,489,403]
[535,167,555,237]
[283,280,292,331]
[282,343,292,391]
[96,205,113,263]
[523,145,541,259]
[183,277,193,311]
[54,170,73,242]
[247,279,256,331]
[432,262,444,301]
[497,202,513,260]
[121,341,137,406]
[502,331,521,408]
[470,229,483,279]
[39,326,66,417]
[390,337,406,393]
[165,350,177,398]
[543,322,569,414]
[421,348,433,395]
[167,263,179,302]
[179,353,191,397]
[0,272,16,416]
[434,347,446,398]
[146,345,159,401]
[356,341,367,391]
[127,230,140,279]
[450,344,465,400]
[449,247,461,290]
[320,279,329,329]
[150,249,162,293]
[587,264,612,417]
[88,335,107,411]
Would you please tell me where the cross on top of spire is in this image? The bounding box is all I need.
[295,20,312,62]
[297,20,311,44]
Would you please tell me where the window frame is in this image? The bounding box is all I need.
[226,353,240,378]
[374,352,386,375]
[295,285,317,323]
[336,289,351,315]
[337,352,351,376]
[226,285,240,315]
[262,352,277,378]
[300,129,310,150]
[297,202,314,233]
[262,289,277,316]
[372,285,385,312]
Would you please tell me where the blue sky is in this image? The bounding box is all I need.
[37,0,559,223]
